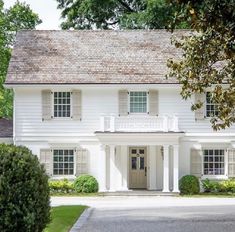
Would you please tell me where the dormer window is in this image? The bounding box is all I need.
[206,92,219,117]
[130,91,147,113]
[54,92,71,118]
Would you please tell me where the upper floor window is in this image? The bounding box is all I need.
[130,91,147,113]
[206,92,219,117]
[203,149,224,175]
[53,149,74,175]
[54,92,71,118]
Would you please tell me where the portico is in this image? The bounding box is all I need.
[96,132,183,193]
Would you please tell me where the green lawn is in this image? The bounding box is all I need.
[44,205,88,232]
[180,192,235,198]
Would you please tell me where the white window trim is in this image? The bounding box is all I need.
[52,91,73,119]
[201,148,228,179]
[128,91,149,115]
[52,148,76,177]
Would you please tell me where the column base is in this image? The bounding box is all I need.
[162,189,170,193]
[172,189,180,193]
[99,189,107,192]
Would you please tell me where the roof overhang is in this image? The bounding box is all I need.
[4,83,180,89]
[95,131,184,146]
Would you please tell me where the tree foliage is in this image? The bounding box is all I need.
[56,0,186,29]
[167,0,235,130]
[0,0,41,118]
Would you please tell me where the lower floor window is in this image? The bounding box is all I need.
[203,149,224,175]
[53,149,74,175]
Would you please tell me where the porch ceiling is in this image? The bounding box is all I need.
[95,131,184,146]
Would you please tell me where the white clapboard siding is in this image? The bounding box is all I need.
[195,93,205,120]
[40,149,53,176]
[228,149,235,177]
[190,149,202,177]
[118,90,128,116]
[72,90,82,120]
[149,89,159,116]
[76,149,88,176]
[14,87,235,137]
[42,90,52,120]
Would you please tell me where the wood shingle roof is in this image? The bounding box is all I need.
[6,30,189,84]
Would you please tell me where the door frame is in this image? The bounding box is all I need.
[128,146,147,189]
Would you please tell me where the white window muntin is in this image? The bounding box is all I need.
[53,149,75,175]
[129,91,148,114]
[53,91,72,118]
[203,149,225,175]
[205,92,219,118]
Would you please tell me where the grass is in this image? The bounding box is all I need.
[44,205,88,232]
[180,192,235,198]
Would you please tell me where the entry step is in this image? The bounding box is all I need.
[99,190,179,196]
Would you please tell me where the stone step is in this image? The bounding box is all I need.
[99,190,179,197]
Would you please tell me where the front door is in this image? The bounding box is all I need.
[129,147,147,189]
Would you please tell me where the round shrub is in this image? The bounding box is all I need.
[74,175,98,193]
[0,144,50,232]
[179,175,200,195]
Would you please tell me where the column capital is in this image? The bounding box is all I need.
[100,144,107,151]
[109,144,116,151]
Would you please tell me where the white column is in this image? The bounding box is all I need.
[173,144,180,193]
[99,145,107,192]
[163,145,170,192]
[149,146,157,190]
[109,145,116,191]
[121,146,128,190]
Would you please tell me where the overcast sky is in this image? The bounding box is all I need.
[4,0,61,29]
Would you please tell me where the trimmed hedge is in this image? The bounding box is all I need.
[179,175,200,194]
[0,144,50,232]
[74,175,99,193]
[49,179,75,193]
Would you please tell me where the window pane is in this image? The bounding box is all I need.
[203,149,224,175]
[206,92,219,117]
[131,157,137,170]
[53,149,74,175]
[130,91,147,113]
[54,92,71,118]
[140,157,145,170]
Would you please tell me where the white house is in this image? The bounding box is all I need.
[4,30,235,193]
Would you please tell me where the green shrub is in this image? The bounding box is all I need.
[74,175,98,193]
[0,144,50,232]
[218,179,235,193]
[202,179,235,193]
[49,179,75,193]
[179,175,200,194]
[202,179,220,192]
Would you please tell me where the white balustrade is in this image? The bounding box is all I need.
[100,115,179,132]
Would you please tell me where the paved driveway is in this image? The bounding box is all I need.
[51,197,235,232]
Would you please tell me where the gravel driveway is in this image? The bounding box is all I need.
[51,196,235,232]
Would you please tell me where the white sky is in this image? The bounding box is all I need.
[3,0,62,29]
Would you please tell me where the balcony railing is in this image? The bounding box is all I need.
[100,115,179,132]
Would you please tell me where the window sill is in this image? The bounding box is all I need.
[201,175,228,180]
[51,175,76,180]
[51,117,73,121]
